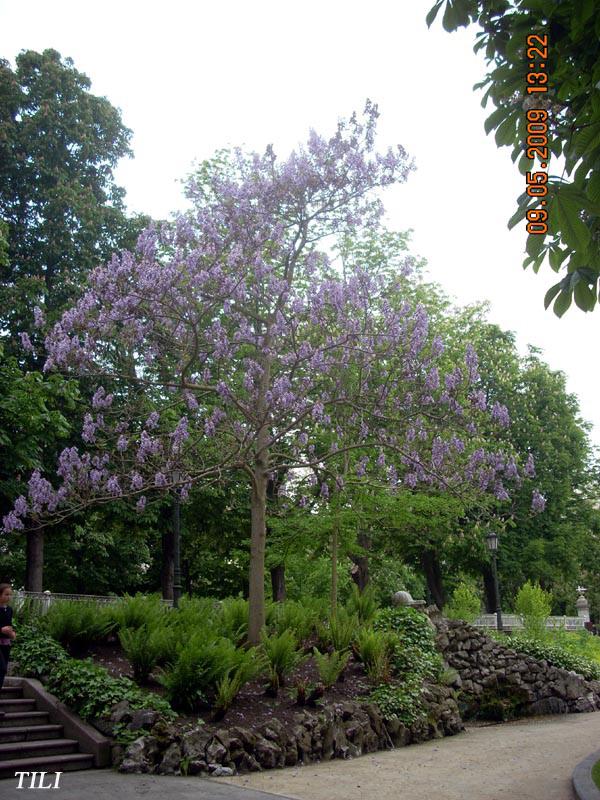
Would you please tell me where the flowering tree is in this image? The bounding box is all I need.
[4,103,543,643]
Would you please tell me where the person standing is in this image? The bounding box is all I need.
[0,582,16,694]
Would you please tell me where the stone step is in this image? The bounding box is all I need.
[0,752,94,779]
[0,686,23,698]
[0,711,51,728]
[0,723,64,743]
[0,737,79,761]
[0,698,36,714]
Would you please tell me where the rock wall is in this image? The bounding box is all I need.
[434,617,600,719]
[115,688,463,776]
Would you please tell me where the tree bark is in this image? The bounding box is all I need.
[270,564,286,602]
[349,531,371,592]
[25,530,44,592]
[183,557,192,596]
[420,549,445,609]
[161,524,174,601]
[248,468,267,645]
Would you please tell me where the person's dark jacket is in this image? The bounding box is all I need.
[0,605,13,645]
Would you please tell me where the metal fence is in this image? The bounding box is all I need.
[473,613,585,631]
[12,590,173,614]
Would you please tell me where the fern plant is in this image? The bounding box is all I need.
[313,647,350,688]
[346,584,378,624]
[261,629,304,694]
[319,608,359,652]
[213,670,243,720]
[268,600,317,643]
[218,598,249,645]
[109,593,168,632]
[44,601,114,655]
[354,628,394,683]
[118,625,175,683]
[156,632,265,712]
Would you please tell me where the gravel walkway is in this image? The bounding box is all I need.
[221,713,600,800]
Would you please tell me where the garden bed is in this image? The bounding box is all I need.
[85,636,373,733]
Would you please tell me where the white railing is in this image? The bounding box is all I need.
[12,590,173,613]
[473,613,585,631]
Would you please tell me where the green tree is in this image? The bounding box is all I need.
[428,0,600,315]
[0,343,79,585]
[0,48,146,346]
[0,49,150,589]
[453,315,597,610]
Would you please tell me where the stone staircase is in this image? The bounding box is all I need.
[0,683,95,779]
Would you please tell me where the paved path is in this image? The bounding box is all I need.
[222,713,600,800]
[2,713,598,800]
[0,770,294,800]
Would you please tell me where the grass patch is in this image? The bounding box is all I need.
[592,758,600,790]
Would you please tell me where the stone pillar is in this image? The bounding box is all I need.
[576,594,590,624]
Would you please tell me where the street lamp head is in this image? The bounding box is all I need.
[171,468,181,485]
[486,531,498,552]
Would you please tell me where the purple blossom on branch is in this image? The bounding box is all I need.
[531,489,546,513]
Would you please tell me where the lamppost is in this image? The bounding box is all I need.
[486,531,503,632]
[171,469,182,609]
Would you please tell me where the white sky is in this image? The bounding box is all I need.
[2,0,599,448]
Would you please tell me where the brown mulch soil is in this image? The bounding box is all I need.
[84,638,374,734]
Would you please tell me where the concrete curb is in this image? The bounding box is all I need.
[4,676,111,767]
[573,748,600,800]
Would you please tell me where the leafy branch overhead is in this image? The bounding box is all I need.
[428,0,600,315]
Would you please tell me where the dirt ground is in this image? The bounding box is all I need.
[220,711,600,800]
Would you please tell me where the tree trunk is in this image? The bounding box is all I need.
[248,469,268,645]
[161,525,174,601]
[331,522,339,615]
[25,530,44,592]
[183,557,192,596]
[420,549,445,609]
[349,531,371,592]
[270,564,286,602]
[482,564,496,613]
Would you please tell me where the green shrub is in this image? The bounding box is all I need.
[45,657,175,720]
[218,598,249,645]
[13,624,174,722]
[13,597,46,627]
[284,553,353,603]
[367,557,426,609]
[506,634,600,680]
[313,648,350,688]
[346,585,378,624]
[169,596,218,634]
[11,624,68,678]
[556,628,600,664]
[445,582,481,623]
[267,600,318,642]
[118,625,176,683]
[374,606,442,681]
[261,629,304,693]
[157,632,264,712]
[44,601,115,654]
[213,671,244,719]
[109,593,169,632]
[514,581,552,638]
[212,652,263,719]
[354,628,394,682]
[318,608,359,652]
[369,677,424,725]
